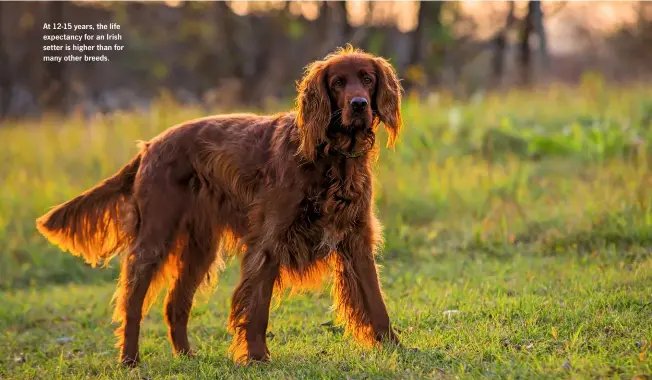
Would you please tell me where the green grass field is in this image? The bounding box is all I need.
[1,80,651,379]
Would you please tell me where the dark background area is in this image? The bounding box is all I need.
[1,0,651,119]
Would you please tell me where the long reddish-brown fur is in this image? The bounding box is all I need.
[36,45,403,366]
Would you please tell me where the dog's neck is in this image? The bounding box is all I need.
[319,120,378,160]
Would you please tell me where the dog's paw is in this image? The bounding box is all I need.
[176,348,197,358]
[243,353,271,366]
[233,348,271,366]
[376,329,401,346]
[120,356,140,368]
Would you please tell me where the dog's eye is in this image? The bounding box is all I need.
[332,79,344,88]
[363,77,372,85]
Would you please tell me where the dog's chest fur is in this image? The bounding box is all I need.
[298,158,370,258]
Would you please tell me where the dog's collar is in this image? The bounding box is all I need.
[331,146,369,158]
[319,139,371,159]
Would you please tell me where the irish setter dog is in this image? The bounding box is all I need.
[36,45,403,366]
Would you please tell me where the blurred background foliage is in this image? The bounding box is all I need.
[1,0,652,119]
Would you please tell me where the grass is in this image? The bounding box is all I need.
[1,79,651,378]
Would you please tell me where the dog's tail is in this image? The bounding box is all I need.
[36,153,142,267]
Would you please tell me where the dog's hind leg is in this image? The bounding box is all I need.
[113,169,191,367]
[114,249,158,367]
[163,219,217,356]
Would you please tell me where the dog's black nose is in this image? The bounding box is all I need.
[350,97,368,112]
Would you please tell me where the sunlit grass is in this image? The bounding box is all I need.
[0,82,651,378]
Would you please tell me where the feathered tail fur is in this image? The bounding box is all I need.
[35,153,142,267]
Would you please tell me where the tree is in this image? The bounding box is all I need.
[519,0,548,86]
[315,1,351,58]
[407,1,443,92]
[491,1,516,88]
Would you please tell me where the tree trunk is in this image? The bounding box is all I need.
[519,1,535,86]
[531,1,549,70]
[315,1,350,57]
[250,7,292,103]
[348,1,373,47]
[407,1,442,91]
[333,1,350,44]
[215,2,260,104]
[215,2,243,80]
[409,1,428,68]
[519,0,547,86]
[314,1,332,57]
[491,1,515,88]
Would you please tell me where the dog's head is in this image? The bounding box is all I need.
[295,45,403,161]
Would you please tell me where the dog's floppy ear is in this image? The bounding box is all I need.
[295,60,330,161]
[373,57,403,149]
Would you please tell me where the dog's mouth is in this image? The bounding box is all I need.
[326,116,376,157]
[340,111,371,130]
[351,117,366,129]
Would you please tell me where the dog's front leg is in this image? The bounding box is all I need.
[333,223,400,346]
[228,249,279,364]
